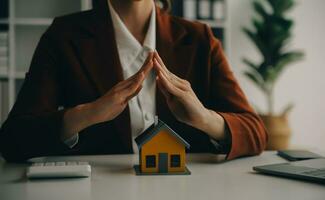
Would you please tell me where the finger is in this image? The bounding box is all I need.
[156,76,171,100]
[154,51,169,73]
[158,70,183,96]
[118,55,153,88]
[154,58,188,91]
[125,85,142,102]
[111,52,153,94]
[143,59,154,78]
[138,51,154,76]
[120,72,144,96]
[114,72,143,92]
[153,57,180,82]
[120,52,153,88]
[154,51,187,85]
[170,74,190,91]
[153,58,169,78]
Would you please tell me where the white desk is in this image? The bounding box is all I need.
[0,152,324,200]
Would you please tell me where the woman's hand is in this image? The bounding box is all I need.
[61,52,154,140]
[153,52,207,127]
[153,51,226,140]
[91,52,154,123]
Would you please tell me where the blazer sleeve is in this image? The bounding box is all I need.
[205,25,268,160]
[0,22,71,162]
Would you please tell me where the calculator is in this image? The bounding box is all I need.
[26,161,91,179]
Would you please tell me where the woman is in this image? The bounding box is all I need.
[0,0,267,162]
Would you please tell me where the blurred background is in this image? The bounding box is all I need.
[0,0,324,151]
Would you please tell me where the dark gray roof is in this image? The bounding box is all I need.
[135,119,190,149]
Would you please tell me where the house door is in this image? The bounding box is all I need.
[158,153,168,173]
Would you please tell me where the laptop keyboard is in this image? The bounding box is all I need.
[302,168,325,177]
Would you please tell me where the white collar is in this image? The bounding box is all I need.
[108,1,156,69]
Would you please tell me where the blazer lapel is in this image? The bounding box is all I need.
[72,3,123,95]
[72,0,132,152]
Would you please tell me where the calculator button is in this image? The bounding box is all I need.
[78,162,89,165]
[67,161,77,165]
[55,162,66,166]
[32,162,44,166]
[44,162,55,166]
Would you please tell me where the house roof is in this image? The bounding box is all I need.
[135,119,190,149]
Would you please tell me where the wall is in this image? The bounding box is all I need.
[228,0,325,150]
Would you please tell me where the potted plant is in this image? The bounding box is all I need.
[242,0,304,150]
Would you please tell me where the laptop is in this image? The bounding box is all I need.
[253,158,325,184]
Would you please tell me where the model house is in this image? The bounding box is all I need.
[134,119,191,175]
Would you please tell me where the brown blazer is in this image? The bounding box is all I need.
[0,1,267,162]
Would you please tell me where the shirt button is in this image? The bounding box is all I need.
[144,113,150,121]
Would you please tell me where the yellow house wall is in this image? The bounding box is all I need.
[140,130,186,173]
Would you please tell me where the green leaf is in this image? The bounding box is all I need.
[253,1,269,19]
[264,67,278,84]
[267,0,295,15]
[276,51,304,69]
[268,51,304,83]
[244,71,266,92]
[243,58,258,70]
[253,18,263,32]
[242,27,269,60]
[257,62,272,82]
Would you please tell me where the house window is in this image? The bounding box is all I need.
[146,155,156,168]
[170,154,181,167]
